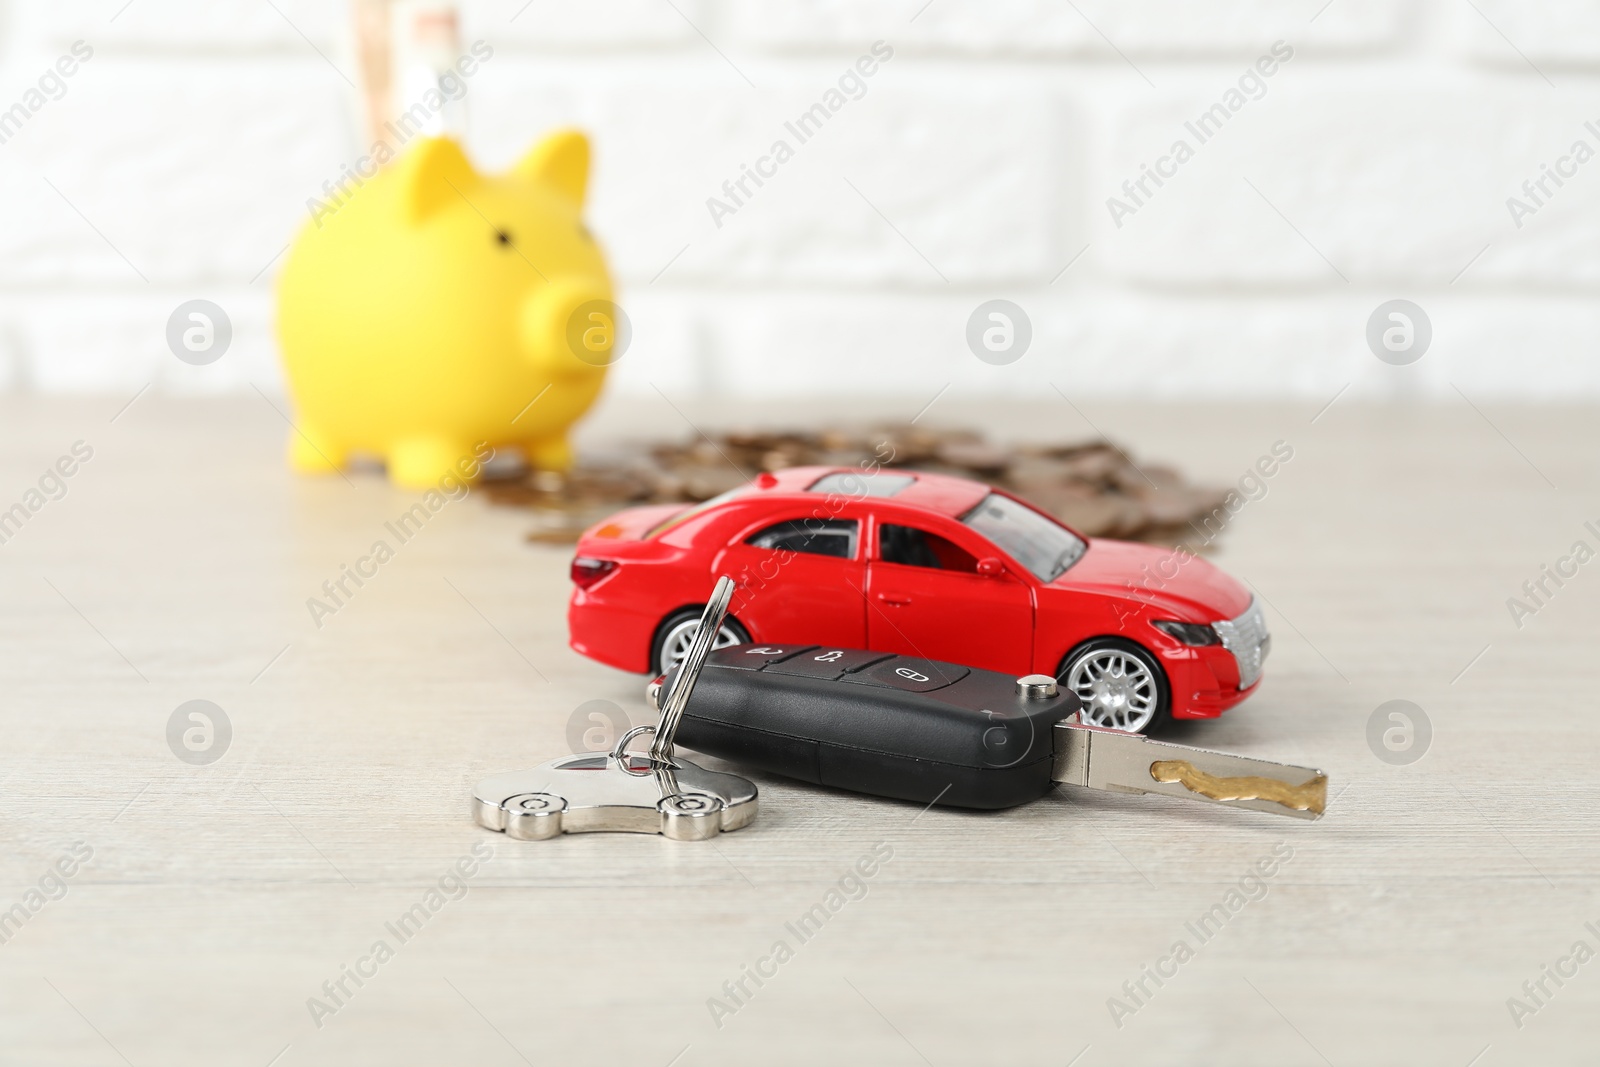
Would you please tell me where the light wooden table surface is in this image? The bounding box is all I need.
[0,393,1594,1067]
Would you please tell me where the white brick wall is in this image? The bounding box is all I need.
[0,0,1596,399]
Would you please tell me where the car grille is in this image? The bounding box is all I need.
[1213,598,1269,689]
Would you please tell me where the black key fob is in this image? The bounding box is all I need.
[660,643,1082,810]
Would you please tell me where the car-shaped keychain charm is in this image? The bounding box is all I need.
[472,577,758,841]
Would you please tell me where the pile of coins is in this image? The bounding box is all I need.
[481,426,1230,548]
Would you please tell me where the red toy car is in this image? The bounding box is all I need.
[567,466,1269,733]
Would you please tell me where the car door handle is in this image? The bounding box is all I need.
[877,593,912,606]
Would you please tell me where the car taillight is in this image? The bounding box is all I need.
[571,557,617,589]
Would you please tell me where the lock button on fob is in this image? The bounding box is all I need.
[841,656,969,693]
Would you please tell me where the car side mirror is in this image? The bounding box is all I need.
[976,557,1006,578]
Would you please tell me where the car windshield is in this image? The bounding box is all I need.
[645,485,754,538]
[961,492,1086,582]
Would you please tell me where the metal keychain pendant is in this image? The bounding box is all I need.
[472,577,758,841]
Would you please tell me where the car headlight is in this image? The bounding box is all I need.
[1151,619,1221,646]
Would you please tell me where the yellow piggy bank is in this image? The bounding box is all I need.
[276,131,616,487]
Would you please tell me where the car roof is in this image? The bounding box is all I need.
[753,465,991,518]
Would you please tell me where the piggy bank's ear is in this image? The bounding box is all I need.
[515,129,590,209]
[397,137,477,224]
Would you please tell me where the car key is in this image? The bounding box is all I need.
[653,641,1327,819]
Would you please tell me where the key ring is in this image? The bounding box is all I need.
[610,724,657,763]
[606,724,689,796]
[649,575,735,764]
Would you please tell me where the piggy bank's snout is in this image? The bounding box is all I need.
[521,279,619,376]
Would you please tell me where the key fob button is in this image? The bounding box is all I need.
[841,657,969,693]
[707,643,816,670]
[765,648,895,680]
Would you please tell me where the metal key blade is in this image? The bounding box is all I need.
[1052,721,1328,820]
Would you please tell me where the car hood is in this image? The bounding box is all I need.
[1049,538,1252,622]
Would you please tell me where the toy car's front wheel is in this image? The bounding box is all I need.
[651,609,750,675]
[1057,638,1170,735]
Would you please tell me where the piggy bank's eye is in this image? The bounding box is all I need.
[495,229,513,247]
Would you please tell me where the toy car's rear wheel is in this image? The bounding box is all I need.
[1058,638,1169,734]
[651,609,749,675]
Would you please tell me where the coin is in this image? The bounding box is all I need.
[486,425,1229,551]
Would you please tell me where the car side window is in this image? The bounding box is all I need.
[745,518,858,559]
[878,524,978,573]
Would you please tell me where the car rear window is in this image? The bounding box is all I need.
[807,472,915,497]
[645,485,755,538]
